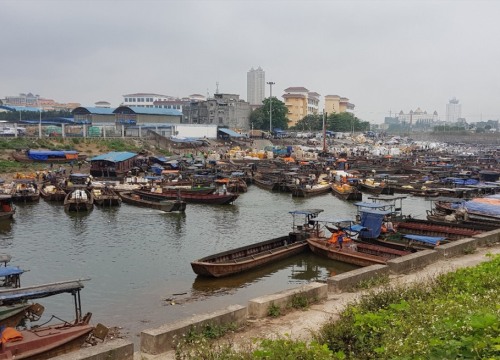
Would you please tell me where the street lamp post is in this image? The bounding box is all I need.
[267,81,275,135]
[38,109,42,139]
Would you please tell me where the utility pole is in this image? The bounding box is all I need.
[267,81,275,135]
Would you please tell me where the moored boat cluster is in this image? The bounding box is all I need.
[1,139,500,357]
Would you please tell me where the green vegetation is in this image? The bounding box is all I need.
[289,294,309,310]
[267,302,281,317]
[175,334,337,360]
[352,274,390,291]
[315,253,500,359]
[0,160,46,173]
[93,139,143,153]
[175,254,500,359]
[290,113,370,133]
[250,97,290,131]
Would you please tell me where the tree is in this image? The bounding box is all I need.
[249,106,266,131]
[251,97,289,131]
[290,114,323,131]
[327,112,368,133]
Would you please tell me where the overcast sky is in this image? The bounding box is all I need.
[2,0,499,123]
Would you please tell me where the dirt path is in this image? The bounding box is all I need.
[136,243,500,359]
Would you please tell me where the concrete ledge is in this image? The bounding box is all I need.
[327,264,389,293]
[387,250,440,274]
[247,282,327,319]
[436,238,478,258]
[473,229,500,247]
[52,339,134,360]
[140,304,247,355]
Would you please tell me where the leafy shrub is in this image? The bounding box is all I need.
[315,254,500,359]
[289,294,309,310]
[267,302,281,317]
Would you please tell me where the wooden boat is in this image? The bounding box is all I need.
[39,183,66,202]
[0,196,15,220]
[191,209,324,277]
[10,180,40,203]
[0,279,103,360]
[290,182,331,197]
[358,178,394,195]
[307,237,409,267]
[306,213,411,266]
[331,183,362,201]
[91,186,121,206]
[134,189,239,205]
[63,188,94,212]
[11,149,85,164]
[119,191,186,212]
[0,303,42,328]
[252,177,280,191]
[215,178,248,193]
[0,316,93,360]
[162,185,216,195]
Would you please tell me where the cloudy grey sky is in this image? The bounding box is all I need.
[2,0,499,123]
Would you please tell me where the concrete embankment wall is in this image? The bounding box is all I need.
[73,229,500,359]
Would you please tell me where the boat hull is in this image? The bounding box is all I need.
[191,235,309,278]
[63,189,94,212]
[290,184,331,198]
[119,192,186,212]
[307,238,406,267]
[135,189,238,205]
[0,323,93,360]
[331,184,362,201]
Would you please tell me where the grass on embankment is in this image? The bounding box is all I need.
[174,253,500,360]
[0,138,150,174]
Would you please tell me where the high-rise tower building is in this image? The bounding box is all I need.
[247,67,265,106]
[446,97,461,123]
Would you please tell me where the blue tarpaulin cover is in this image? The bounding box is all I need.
[464,194,500,217]
[403,234,445,245]
[27,150,78,161]
[359,210,386,239]
[0,266,24,277]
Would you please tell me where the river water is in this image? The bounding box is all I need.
[0,186,430,342]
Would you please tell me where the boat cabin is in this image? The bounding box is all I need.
[90,151,139,179]
[288,209,324,240]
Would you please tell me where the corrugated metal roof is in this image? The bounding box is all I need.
[90,151,137,163]
[218,128,246,137]
[72,107,115,115]
[114,106,182,116]
[0,105,42,112]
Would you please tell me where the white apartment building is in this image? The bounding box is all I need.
[122,93,177,108]
[246,67,265,105]
[446,97,462,123]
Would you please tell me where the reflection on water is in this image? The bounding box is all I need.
[192,253,358,294]
[1,186,429,344]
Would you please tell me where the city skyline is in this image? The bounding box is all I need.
[2,0,500,124]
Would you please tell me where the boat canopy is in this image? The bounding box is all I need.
[0,266,24,277]
[311,216,354,224]
[0,254,12,265]
[354,202,390,209]
[0,279,89,305]
[289,209,324,216]
[403,234,445,245]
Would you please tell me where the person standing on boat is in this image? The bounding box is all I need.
[337,232,344,250]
